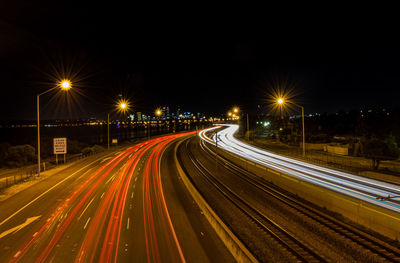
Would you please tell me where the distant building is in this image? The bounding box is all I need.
[161,106,170,120]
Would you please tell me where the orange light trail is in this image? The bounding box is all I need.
[11,132,196,263]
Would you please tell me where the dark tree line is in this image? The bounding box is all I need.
[254,107,400,170]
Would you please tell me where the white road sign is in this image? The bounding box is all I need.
[53,138,67,154]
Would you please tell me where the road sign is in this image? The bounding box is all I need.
[53,138,67,154]
[112,139,118,144]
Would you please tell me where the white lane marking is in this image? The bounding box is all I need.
[134,177,137,182]
[13,251,21,258]
[131,192,134,199]
[78,198,95,220]
[100,192,105,199]
[0,216,41,239]
[127,218,130,230]
[100,157,113,163]
[0,155,111,226]
[84,217,91,230]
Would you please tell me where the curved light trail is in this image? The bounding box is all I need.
[199,124,400,213]
[9,132,194,263]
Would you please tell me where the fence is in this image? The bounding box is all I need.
[251,138,376,173]
[0,152,99,190]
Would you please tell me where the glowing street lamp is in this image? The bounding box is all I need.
[117,99,129,113]
[60,79,71,90]
[233,107,239,113]
[37,79,71,177]
[108,99,130,149]
[277,98,306,157]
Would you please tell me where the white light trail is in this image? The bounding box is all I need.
[199,124,400,213]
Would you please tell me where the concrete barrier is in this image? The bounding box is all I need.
[214,143,400,241]
[174,140,258,263]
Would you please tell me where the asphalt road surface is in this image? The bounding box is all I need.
[0,132,232,263]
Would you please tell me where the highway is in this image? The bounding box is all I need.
[199,124,400,213]
[0,132,232,263]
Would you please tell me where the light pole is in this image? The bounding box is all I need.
[108,100,129,150]
[277,98,306,157]
[37,79,71,177]
[155,108,162,133]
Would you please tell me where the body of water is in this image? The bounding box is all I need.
[0,122,211,146]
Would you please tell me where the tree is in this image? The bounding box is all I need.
[362,136,400,170]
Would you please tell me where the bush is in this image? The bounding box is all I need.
[68,140,89,154]
[92,145,105,153]
[5,144,36,167]
[0,142,11,167]
[81,145,105,155]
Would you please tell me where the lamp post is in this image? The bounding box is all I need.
[37,80,71,177]
[108,100,129,150]
[155,108,162,131]
[277,98,306,157]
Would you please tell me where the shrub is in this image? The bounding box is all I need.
[81,145,105,155]
[5,144,36,167]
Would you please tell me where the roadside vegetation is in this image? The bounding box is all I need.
[0,137,105,168]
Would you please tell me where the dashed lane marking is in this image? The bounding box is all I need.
[83,217,91,230]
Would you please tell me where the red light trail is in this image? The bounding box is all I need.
[10,132,195,263]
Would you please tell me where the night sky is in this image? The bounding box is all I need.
[1,2,399,120]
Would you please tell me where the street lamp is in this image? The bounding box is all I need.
[37,79,71,177]
[277,97,306,157]
[155,107,162,122]
[155,108,162,117]
[108,99,129,150]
